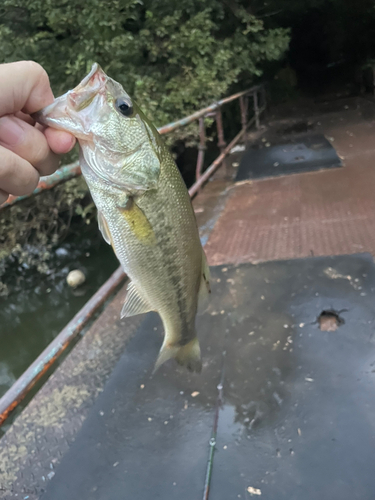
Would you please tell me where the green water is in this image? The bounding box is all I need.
[0,223,119,400]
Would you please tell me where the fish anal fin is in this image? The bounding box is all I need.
[121,281,153,318]
[97,211,112,245]
[198,250,211,315]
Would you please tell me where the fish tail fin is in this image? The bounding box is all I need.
[153,343,179,374]
[175,337,202,372]
[153,337,202,374]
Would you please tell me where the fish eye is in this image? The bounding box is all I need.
[115,98,133,117]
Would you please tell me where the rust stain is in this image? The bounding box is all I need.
[1,162,82,208]
[0,342,70,425]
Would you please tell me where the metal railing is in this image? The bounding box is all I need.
[0,84,266,426]
[1,85,265,208]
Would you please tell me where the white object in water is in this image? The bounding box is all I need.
[230,144,246,154]
[66,269,86,288]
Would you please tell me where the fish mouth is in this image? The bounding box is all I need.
[68,63,107,111]
[79,63,100,87]
[32,93,69,129]
[32,63,107,136]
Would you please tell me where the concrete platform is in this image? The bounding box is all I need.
[42,254,375,500]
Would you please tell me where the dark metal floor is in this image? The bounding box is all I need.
[42,254,375,500]
[235,134,341,181]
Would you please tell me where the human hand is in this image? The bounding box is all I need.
[0,61,76,205]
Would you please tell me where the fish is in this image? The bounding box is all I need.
[34,63,210,372]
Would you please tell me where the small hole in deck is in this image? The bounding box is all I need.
[318,310,345,331]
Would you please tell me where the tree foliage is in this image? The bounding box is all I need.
[0,1,290,282]
[0,0,289,129]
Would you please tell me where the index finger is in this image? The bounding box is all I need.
[0,61,55,116]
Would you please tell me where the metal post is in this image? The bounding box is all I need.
[239,95,249,146]
[261,86,267,118]
[215,108,229,177]
[216,108,226,154]
[189,126,247,198]
[239,96,248,133]
[253,90,260,130]
[195,117,206,182]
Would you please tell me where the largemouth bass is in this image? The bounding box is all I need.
[34,63,210,372]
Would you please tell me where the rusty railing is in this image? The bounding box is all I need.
[1,85,265,208]
[0,84,266,425]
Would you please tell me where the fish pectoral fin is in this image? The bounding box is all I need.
[197,250,211,315]
[121,281,153,318]
[97,211,112,245]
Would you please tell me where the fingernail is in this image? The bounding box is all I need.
[0,116,25,146]
[66,134,76,151]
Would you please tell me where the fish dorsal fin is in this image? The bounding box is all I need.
[198,250,211,315]
[97,211,112,245]
[121,280,153,318]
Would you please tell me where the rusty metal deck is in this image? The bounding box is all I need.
[2,96,375,499]
[205,97,375,265]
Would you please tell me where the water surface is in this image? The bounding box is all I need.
[0,223,118,399]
